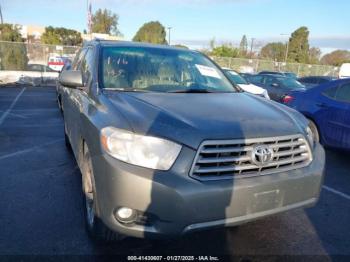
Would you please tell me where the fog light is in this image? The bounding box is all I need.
[115,207,137,224]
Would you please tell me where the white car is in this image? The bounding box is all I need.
[339,63,350,79]
[223,68,270,99]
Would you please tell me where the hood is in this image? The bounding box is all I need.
[106,92,306,149]
[238,83,265,95]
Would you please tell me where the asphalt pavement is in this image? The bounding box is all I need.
[0,86,349,261]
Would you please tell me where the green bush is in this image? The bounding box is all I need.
[0,24,28,70]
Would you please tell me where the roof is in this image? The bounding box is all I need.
[85,39,194,52]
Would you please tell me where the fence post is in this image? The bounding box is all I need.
[255,60,259,73]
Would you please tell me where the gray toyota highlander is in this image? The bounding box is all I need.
[58,40,325,241]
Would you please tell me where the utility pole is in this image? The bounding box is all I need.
[250,38,255,58]
[0,3,3,24]
[167,27,172,45]
[281,33,289,63]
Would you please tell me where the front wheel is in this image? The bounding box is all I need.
[81,144,124,242]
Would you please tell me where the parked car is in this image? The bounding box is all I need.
[298,76,336,88]
[222,68,270,99]
[258,71,285,76]
[258,71,297,79]
[27,64,57,72]
[240,72,254,80]
[48,56,71,71]
[284,72,297,79]
[339,63,350,79]
[58,40,325,242]
[246,74,306,102]
[283,78,350,150]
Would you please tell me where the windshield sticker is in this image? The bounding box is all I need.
[195,64,221,79]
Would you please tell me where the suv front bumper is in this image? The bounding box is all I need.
[91,143,325,239]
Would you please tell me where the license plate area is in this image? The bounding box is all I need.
[249,189,283,213]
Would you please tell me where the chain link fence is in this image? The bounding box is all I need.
[0,41,340,86]
[0,41,80,86]
[212,56,339,77]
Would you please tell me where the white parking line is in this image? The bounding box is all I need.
[323,185,350,201]
[0,139,64,161]
[0,87,26,126]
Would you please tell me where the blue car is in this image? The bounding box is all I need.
[283,78,350,150]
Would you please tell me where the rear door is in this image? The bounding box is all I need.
[315,82,350,148]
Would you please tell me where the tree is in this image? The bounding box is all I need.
[239,35,248,56]
[0,23,28,70]
[260,42,286,61]
[308,47,321,64]
[133,21,167,45]
[210,44,240,58]
[321,50,350,66]
[92,8,121,36]
[173,44,189,49]
[287,26,310,63]
[41,26,82,46]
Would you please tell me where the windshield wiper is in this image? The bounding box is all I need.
[167,89,215,93]
[103,87,150,92]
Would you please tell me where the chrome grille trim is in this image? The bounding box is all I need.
[189,134,313,181]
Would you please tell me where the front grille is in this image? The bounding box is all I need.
[190,134,312,181]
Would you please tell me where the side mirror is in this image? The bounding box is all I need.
[59,70,83,88]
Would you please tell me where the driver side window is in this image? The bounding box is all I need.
[71,48,87,71]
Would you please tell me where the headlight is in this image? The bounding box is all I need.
[306,125,314,148]
[100,127,182,170]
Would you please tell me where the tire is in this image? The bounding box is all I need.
[308,119,320,143]
[81,144,124,242]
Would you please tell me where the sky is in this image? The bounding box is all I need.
[2,0,350,54]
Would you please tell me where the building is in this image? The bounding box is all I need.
[18,25,45,43]
[82,33,123,41]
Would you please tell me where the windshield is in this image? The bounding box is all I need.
[224,70,249,85]
[101,46,236,93]
[276,77,305,89]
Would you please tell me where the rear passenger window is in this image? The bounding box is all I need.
[322,86,338,99]
[335,83,350,103]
